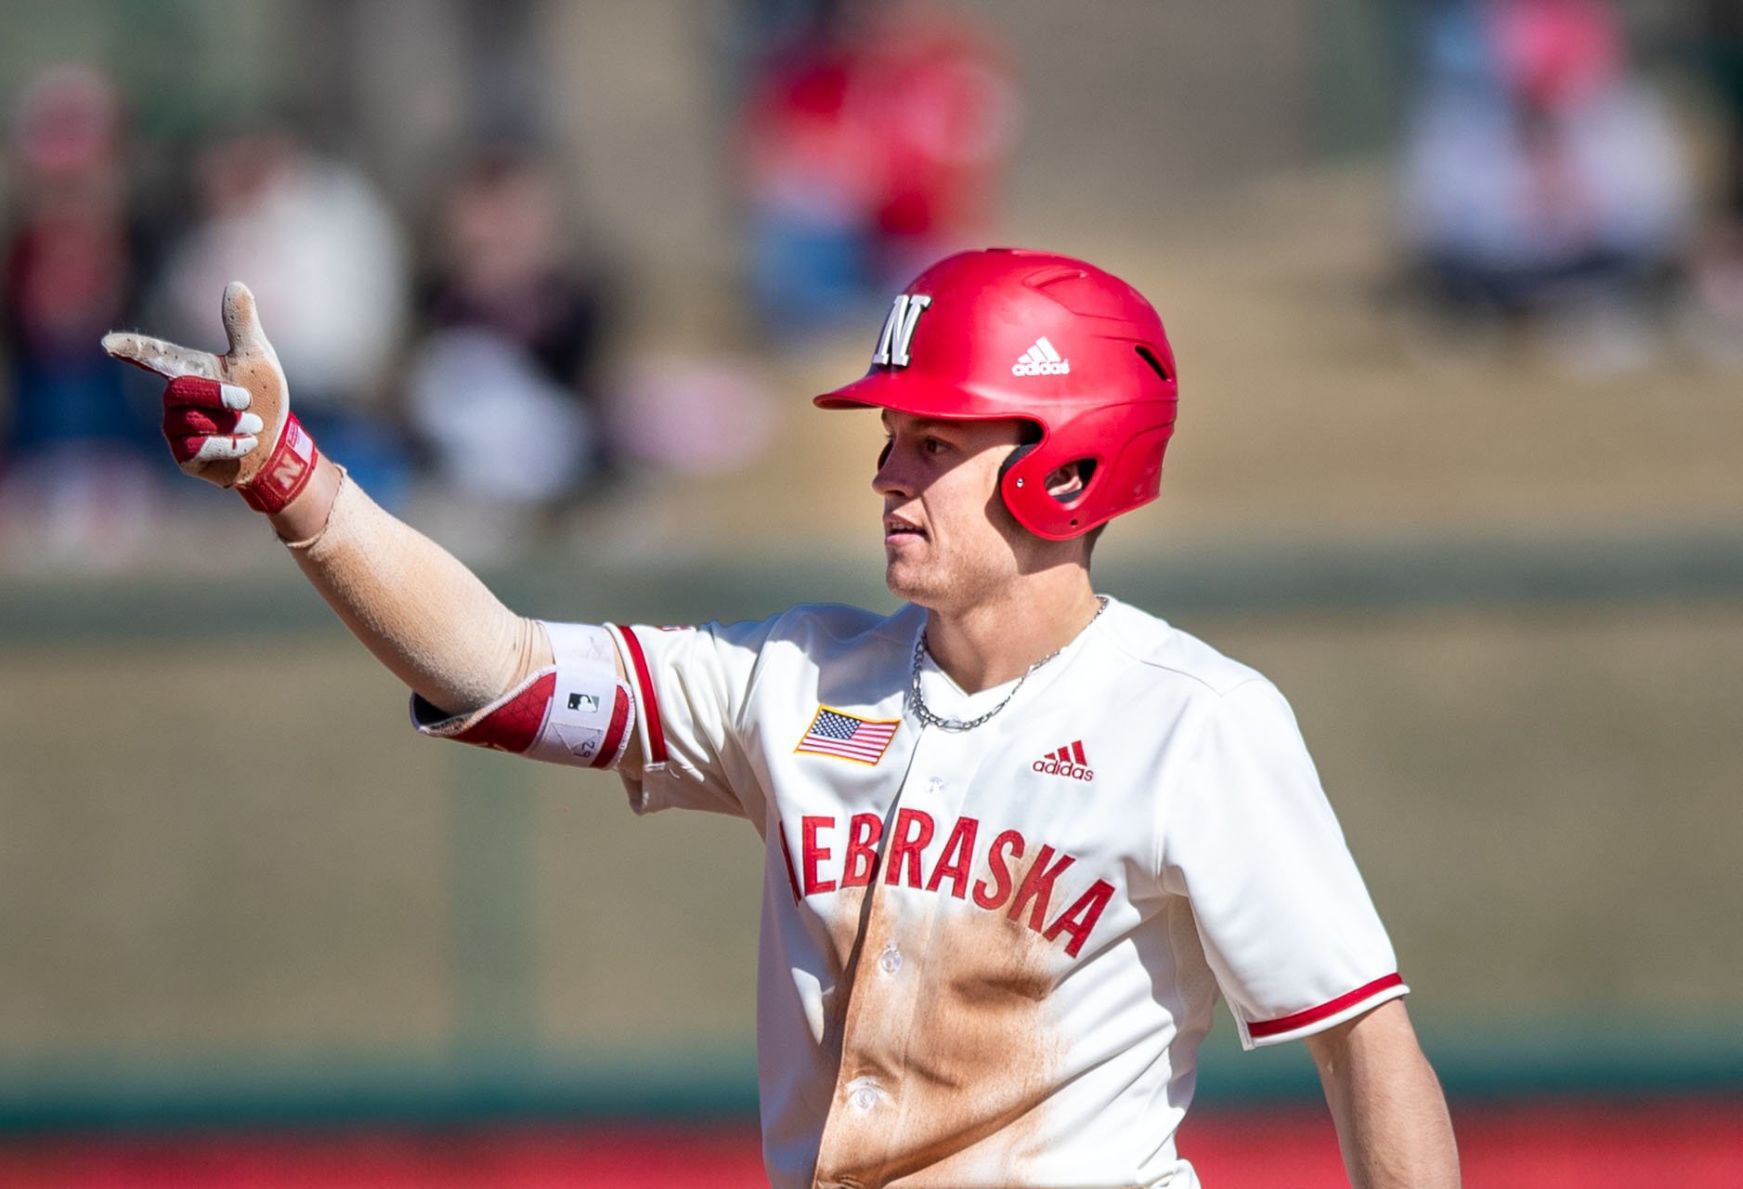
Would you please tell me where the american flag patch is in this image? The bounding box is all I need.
[795,706,900,765]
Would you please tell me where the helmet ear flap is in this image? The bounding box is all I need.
[1002,442,1097,502]
[999,440,1101,537]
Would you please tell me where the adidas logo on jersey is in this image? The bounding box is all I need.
[1012,336,1070,376]
[1034,740,1093,782]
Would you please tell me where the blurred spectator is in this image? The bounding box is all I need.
[1684,0,1743,360]
[1704,0,1743,230]
[405,150,614,512]
[0,65,161,569]
[1395,0,1695,371]
[736,0,1019,337]
[609,355,776,480]
[153,126,412,503]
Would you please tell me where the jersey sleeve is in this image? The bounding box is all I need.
[607,615,782,822]
[1160,678,1408,1049]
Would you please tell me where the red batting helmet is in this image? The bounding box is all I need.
[814,248,1178,541]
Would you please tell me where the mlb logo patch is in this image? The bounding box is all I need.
[795,705,900,766]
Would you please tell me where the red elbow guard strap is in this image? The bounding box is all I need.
[411,624,635,769]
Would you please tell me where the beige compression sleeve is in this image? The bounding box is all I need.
[283,473,553,715]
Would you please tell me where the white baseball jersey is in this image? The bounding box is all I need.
[593,597,1406,1187]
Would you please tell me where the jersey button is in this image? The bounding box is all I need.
[878,944,903,975]
[845,1075,882,1112]
[926,776,945,794]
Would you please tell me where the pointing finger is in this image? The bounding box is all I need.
[102,332,222,381]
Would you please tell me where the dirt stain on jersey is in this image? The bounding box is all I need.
[813,854,1067,1188]
[818,883,873,1058]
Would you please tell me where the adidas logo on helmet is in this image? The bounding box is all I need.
[1012,336,1071,377]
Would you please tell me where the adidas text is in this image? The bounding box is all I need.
[1033,758,1094,782]
[1012,336,1070,377]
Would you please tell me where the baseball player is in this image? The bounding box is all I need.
[103,249,1459,1187]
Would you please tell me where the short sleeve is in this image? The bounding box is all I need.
[608,616,781,821]
[1161,679,1408,1049]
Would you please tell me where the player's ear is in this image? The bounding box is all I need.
[1044,461,1087,500]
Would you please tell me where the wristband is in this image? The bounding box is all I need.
[239,414,319,514]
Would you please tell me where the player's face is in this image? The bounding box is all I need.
[873,411,1035,612]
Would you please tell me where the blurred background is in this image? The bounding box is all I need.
[1,0,1741,1185]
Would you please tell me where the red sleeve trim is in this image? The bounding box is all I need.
[588,684,633,770]
[1247,973,1406,1040]
[616,626,667,765]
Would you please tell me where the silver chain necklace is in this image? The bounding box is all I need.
[908,597,1107,733]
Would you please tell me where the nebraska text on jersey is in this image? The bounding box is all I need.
[602,604,1408,1188]
[778,809,1117,958]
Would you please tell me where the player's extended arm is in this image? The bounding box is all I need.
[101,283,574,719]
[1305,999,1460,1188]
[277,456,555,714]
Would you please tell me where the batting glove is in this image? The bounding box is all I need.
[102,282,319,514]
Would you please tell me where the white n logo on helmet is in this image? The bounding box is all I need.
[871,294,932,368]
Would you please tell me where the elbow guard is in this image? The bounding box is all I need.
[411,622,634,769]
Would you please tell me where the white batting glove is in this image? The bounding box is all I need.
[102,282,319,514]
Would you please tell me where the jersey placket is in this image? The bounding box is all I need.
[811,710,983,1185]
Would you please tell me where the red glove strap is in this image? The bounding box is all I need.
[239,414,319,514]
